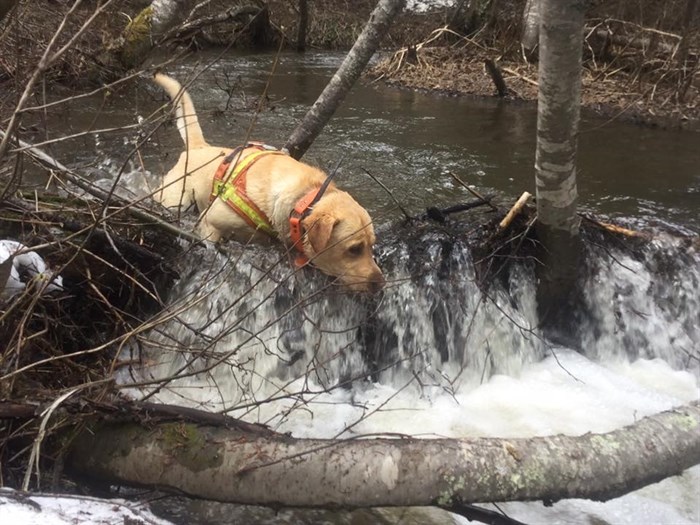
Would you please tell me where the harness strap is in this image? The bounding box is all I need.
[211,142,337,269]
[211,145,285,238]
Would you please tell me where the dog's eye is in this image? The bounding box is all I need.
[347,244,363,256]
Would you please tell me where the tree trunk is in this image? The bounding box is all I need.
[677,0,698,102]
[296,0,309,52]
[534,0,584,336]
[118,0,197,69]
[520,0,540,62]
[67,401,700,508]
[447,0,478,36]
[0,0,19,25]
[284,0,406,160]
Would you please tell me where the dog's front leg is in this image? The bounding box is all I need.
[196,212,222,243]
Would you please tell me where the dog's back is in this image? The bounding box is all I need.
[151,73,384,291]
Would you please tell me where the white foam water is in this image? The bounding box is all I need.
[120,229,700,524]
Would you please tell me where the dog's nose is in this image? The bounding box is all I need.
[368,271,385,293]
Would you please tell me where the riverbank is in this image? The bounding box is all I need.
[271,0,700,132]
[1,1,696,131]
[367,45,700,132]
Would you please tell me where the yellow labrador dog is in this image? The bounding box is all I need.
[153,73,384,293]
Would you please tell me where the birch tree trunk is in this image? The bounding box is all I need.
[67,401,700,508]
[534,0,585,335]
[284,0,406,160]
[520,0,540,62]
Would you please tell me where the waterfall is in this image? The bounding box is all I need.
[114,190,699,525]
[122,221,699,419]
[580,234,699,371]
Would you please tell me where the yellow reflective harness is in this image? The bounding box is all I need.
[211,144,286,238]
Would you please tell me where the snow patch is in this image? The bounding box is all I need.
[0,489,173,525]
[406,0,455,13]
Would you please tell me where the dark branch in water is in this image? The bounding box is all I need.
[424,198,495,223]
[450,172,499,212]
[440,501,529,525]
[484,59,509,97]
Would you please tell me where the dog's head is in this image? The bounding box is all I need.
[301,191,384,293]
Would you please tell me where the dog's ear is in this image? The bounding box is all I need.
[305,213,338,255]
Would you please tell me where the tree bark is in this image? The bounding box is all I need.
[296,0,309,52]
[534,0,584,335]
[284,0,406,160]
[677,0,698,102]
[0,0,19,25]
[67,401,700,508]
[520,0,540,62]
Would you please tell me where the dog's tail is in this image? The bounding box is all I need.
[153,73,209,149]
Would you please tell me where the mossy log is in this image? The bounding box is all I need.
[119,5,154,70]
[115,1,270,70]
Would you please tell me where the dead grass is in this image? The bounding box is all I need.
[369,42,699,131]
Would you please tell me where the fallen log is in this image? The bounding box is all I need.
[586,25,686,58]
[66,400,700,508]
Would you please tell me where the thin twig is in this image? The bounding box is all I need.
[0,130,202,243]
[362,168,414,220]
[450,172,499,211]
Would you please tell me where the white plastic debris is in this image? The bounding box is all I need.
[0,240,64,300]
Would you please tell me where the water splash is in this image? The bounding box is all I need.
[115,214,700,525]
[580,233,699,373]
[123,223,698,414]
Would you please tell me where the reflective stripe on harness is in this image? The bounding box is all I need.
[211,145,286,238]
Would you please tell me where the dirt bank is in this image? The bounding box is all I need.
[368,44,700,132]
[273,0,700,131]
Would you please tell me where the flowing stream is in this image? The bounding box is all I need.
[43,51,699,524]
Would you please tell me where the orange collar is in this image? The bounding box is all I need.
[289,188,321,267]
